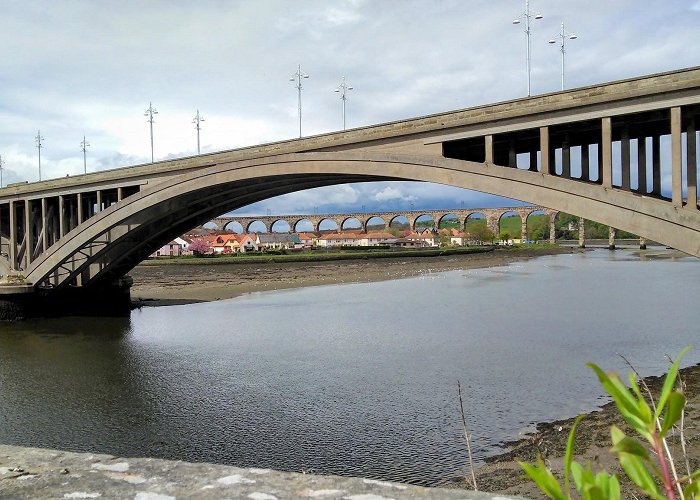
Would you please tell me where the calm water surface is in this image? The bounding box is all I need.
[1,249,699,486]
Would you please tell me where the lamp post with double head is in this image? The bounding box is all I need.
[193,110,205,155]
[549,22,577,90]
[512,0,543,97]
[334,76,354,130]
[144,102,158,163]
[290,64,309,138]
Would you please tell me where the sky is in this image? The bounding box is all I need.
[1,0,699,216]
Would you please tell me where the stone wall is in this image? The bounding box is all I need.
[0,445,523,499]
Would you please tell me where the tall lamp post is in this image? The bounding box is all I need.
[193,109,205,154]
[290,64,309,138]
[35,130,44,181]
[549,22,577,90]
[0,154,4,188]
[80,136,90,174]
[334,76,353,130]
[144,102,158,163]
[512,0,543,97]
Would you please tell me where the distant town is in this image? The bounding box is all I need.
[151,225,475,258]
[149,209,640,258]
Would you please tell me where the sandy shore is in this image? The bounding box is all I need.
[129,246,577,306]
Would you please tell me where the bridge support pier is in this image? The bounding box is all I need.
[0,277,133,321]
[578,217,586,248]
[608,227,616,250]
[639,237,647,250]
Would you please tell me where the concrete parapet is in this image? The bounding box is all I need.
[0,444,522,500]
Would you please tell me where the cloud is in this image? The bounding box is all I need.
[372,186,415,202]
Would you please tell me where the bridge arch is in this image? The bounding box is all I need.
[223,221,244,234]
[293,218,314,232]
[246,220,268,233]
[23,151,700,289]
[437,212,460,229]
[341,216,362,231]
[498,211,521,241]
[317,217,340,233]
[389,215,410,230]
[270,219,291,233]
[365,216,387,231]
[413,214,436,231]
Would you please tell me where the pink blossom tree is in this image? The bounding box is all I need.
[188,239,211,256]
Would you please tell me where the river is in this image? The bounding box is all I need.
[0,249,698,486]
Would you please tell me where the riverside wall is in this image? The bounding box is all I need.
[0,445,523,499]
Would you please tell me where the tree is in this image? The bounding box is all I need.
[188,239,211,256]
[499,230,511,242]
[466,223,495,245]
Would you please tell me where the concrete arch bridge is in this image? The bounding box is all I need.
[210,206,558,240]
[0,67,697,310]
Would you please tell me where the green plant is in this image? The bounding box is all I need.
[520,346,699,500]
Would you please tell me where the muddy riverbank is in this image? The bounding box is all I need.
[129,246,578,306]
[454,363,700,498]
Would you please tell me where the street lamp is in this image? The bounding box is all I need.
[80,136,90,174]
[334,76,353,130]
[290,64,309,138]
[549,22,577,90]
[192,109,205,154]
[144,102,158,163]
[512,0,543,97]
[35,130,44,181]
[0,154,4,188]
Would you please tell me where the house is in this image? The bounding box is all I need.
[296,232,318,248]
[150,237,190,258]
[442,228,468,246]
[236,234,258,252]
[256,233,301,250]
[358,231,396,246]
[207,233,259,253]
[405,231,438,247]
[316,232,363,247]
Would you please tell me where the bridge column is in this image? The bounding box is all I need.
[639,237,647,250]
[485,135,493,164]
[621,126,631,190]
[539,127,552,174]
[608,226,616,250]
[562,138,571,179]
[652,135,662,196]
[41,198,48,253]
[96,190,103,213]
[578,217,585,248]
[117,187,123,202]
[520,219,527,243]
[508,141,516,168]
[8,201,16,270]
[549,215,556,244]
[601,117,613,189]
[581,144,590,181]
[529,150,538,172]
[59,195,66,238]
[24,200,33,268]
[671,107,683,207]
[637,137,647,194]
[687,114,698,210]
[77,193,84,223]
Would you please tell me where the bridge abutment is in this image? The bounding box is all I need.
[0,277,133,321]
